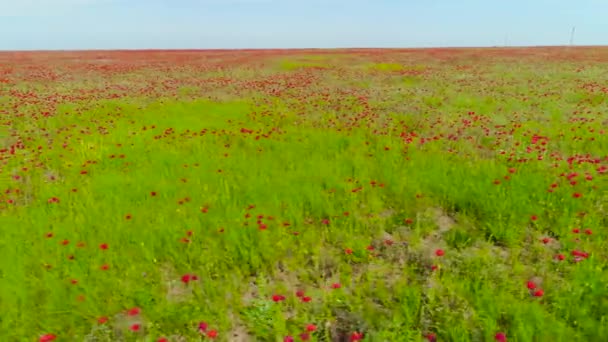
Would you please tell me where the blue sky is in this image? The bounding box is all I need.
[0,0,606,50]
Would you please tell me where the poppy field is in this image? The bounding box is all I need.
[1,47,607,341]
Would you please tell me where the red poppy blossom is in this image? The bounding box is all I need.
[331,283,342,289]
[130,323,141,332]
[198,322,208,332]
[181,274,192,284]
[302,296,312,303]
[344,248,353,255]
[206,330,218,339]
[127,307,141,316]
[158,338,169,342]
[284,336,294,342]
[40,334,57,342]
[350,332,364,341]
[98,316,109,324]
[533,289,544,297]
[435,249,445,257]
[99,243,108,250]
[100,264,110,271]
[495,332,507,341]
[306,324,317,332]
[526,281,536,290]
[272,294,286,302]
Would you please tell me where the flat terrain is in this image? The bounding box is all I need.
[1,47,607,341]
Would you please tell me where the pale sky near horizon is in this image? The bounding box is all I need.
[0,0,606,50]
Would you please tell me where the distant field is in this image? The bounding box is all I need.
[1,47,607,342]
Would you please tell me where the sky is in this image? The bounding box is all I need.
[0,0,606,50]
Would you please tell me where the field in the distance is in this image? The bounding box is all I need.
[1,47,607,342]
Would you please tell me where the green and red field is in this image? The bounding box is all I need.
[1,47,607,341]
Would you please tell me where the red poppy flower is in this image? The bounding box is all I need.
[127,307,141,316]
[40,334,57,342]
[350,332,364,341]
[272,294,286,302]
[198,322,208,332]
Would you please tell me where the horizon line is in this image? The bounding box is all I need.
[1,44,607,53]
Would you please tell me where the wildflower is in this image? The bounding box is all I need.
[495,332,507,341]
[272,294,286,302]
[127,307,141,316]
[40,334,57,342]
[350,332,364,341]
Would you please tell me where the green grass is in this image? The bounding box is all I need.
[1,48,608,342]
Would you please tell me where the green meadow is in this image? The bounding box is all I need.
[1,48,607,341]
